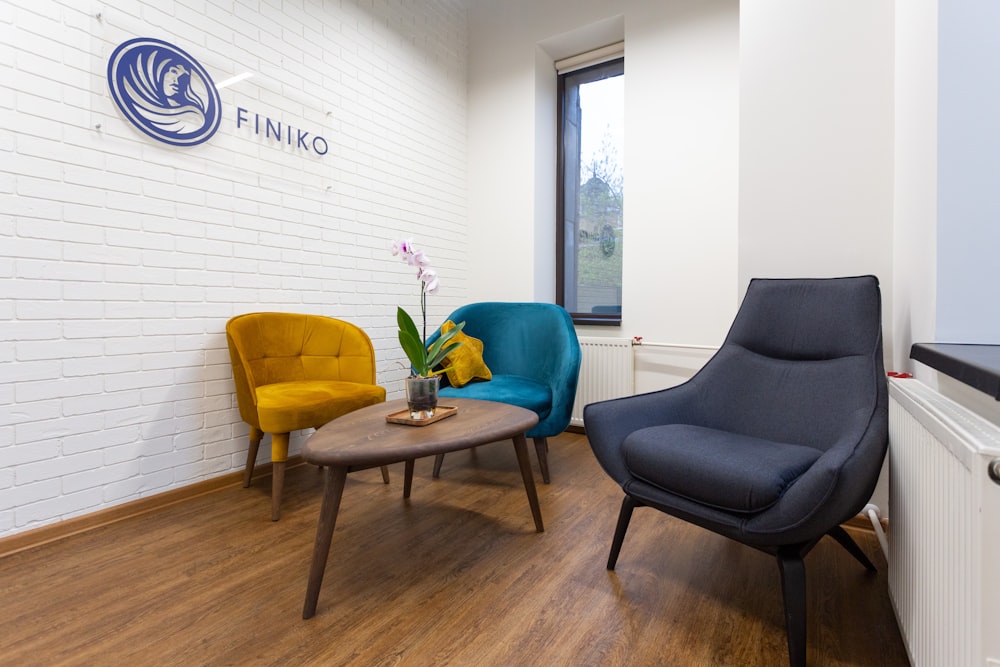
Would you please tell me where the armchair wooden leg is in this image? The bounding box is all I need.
[270,432,291,521]
[243,427,263,488]
[380,465,390,484]
[271,461,286,522]
[532,437,550,484]
[777,549,807,667]
[608,495,638,570]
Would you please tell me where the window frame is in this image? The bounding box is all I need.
[556,56,624,327]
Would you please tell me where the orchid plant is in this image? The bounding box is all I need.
[390,239,464,378]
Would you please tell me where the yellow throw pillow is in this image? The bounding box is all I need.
[437,320,492,388]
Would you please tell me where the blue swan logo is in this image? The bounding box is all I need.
[107,38,221,147]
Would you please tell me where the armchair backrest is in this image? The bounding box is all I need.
[441,302,579,382]
[226,313,378,423]
[688,276,886,453]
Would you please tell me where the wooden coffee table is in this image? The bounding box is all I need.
[300,397,542,619]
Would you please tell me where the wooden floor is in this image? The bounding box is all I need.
[0,432,909,666]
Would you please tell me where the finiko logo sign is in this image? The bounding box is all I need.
[107,37,328,155]
[107,38,222,146]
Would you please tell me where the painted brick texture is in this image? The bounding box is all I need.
[1,0,469,537]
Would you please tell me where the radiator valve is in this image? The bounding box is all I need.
[989,459,1000,486]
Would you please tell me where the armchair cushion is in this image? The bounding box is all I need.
[622,424,822,514]
[438,320,492,388]
[439,374,552,419]
[255,380,387,434]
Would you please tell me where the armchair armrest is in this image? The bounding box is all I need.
[584,383,701,485]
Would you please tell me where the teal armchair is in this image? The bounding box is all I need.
[427,302,582,482]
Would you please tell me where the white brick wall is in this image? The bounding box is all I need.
[0,0,469,537]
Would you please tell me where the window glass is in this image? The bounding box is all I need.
[557,58,624,325]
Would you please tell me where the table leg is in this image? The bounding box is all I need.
[302,466,348,619]
[403,459,415,499]
[512,433,544,533]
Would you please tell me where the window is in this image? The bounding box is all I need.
[557,54,624,325]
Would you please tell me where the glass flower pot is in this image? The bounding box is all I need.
[405,375,440,420]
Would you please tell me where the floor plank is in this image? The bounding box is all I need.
[0,433,909,666]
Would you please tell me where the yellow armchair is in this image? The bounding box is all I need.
[226,312,387,520]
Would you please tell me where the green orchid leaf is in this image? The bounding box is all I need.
[428,320,465,351]
[425,326,460,360]
[397,307,429,375]
[427,341,462,371]
[397,310,467,377]
[398,329,428,376]
[425,321,465,370]
[397,307,421,345]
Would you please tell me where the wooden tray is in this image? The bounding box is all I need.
[385,405,458,426]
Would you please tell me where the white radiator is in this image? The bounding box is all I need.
[571,337,634,428]
[888,379,1000,667]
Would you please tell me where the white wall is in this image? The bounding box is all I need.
[467,0,740,358]
[467,1,895,372]
[893,0,939,374]
[1,0,469,537]
[739,1,896,359]
[936,1,1000,345]
[893,0,1000,428]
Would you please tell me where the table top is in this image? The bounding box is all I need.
[302,398,539,468]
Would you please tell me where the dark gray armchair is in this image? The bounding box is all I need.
[584,276,888,667]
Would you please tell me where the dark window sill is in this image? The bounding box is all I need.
[571,316,621,326]
[910,343,1000,400]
